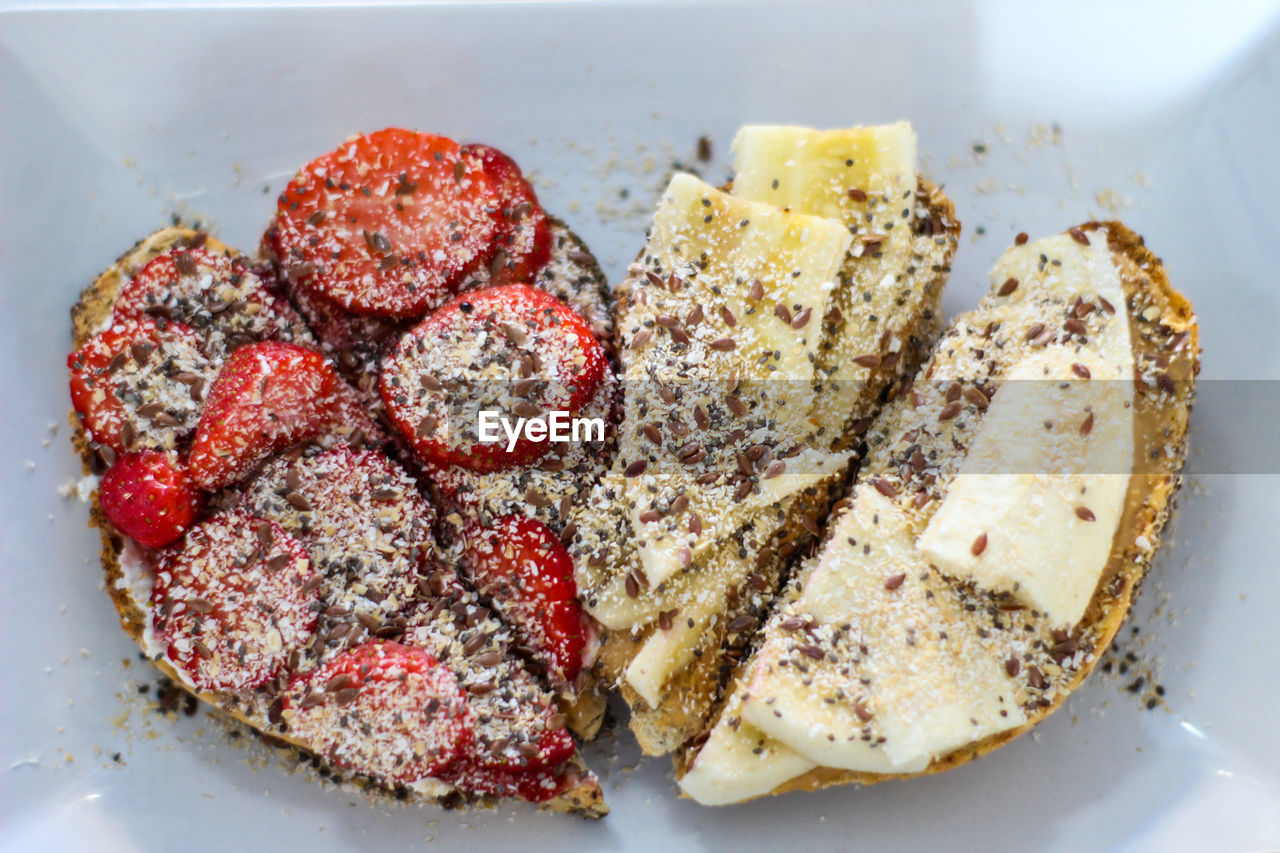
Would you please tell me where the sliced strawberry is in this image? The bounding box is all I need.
[231,446,449,638]
[509,764,580,803]
[188,342,341,490]
[460,144,552,288]
[150,512,320,692]
[445,722,576,803]
[421,376,618,532]
[284,641,474,783]
[316,379,390,451]
[461,515,586,684]
[380,284,609,472]
[286,277,405,370]
[272,128,498,318]
[114,246,311,354]
[68,316,213,456]
[99,450,203,548]
[454,760,577,803]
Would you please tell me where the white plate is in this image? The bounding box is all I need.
[3,1,1279,850]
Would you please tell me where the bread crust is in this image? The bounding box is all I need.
[675,220,1199,798]
[69,227,608,818]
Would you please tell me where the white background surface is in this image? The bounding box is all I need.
[2,1,1279,850]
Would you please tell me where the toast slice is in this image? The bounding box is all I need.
[677,221,1197,804]
[569,123,960,755]
[70,227,608,817]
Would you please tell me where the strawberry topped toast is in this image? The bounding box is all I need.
[67,129,612,816]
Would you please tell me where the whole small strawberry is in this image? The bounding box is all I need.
[99,450,204,548]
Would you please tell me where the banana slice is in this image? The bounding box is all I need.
[624,609,714,708]
[582,485,798,632]
[678,553,828,804]
[918,231,1135,624]
[732,122,916,222]
[630,447,849,590]
[678,684,816,806]
[732,123,924,441]
[614,173,851,589]
[619,172,848,384]
[741,489,1025,772]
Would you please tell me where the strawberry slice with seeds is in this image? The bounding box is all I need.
[114,246,311,355]
[444,716,576,803]
[273,128,498,318]
[188,342,341,490]
[452,758,578,803]
[462,515,587,684]
[460,144,552,288]
[284,641,474,783]
[99,450,204,548]
[68,316,214,456]
[380,284,609,472]
[317,380,390,451]
[150,512,320,692]
[285,275,406,372]
[265,221,405,372]
[232,446,449,633]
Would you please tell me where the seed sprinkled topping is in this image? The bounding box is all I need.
[873,477,898,498]
[963,386,989,410]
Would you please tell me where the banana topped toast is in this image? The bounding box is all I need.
[678,222,1197,804]
[67,129,616,816]
[568,123,961,754]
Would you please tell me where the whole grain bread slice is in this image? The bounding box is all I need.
[70,226,608,818]
[592,177,960,755]
[676,220,1198,799]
